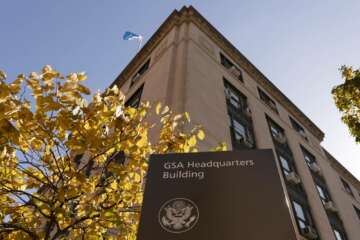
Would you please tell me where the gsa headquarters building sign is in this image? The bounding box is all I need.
[137,149,297,239]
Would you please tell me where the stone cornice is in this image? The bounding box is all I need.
[110,5,325,141]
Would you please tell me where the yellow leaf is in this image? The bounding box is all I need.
[220,142,228,151]
[8,83,21,94]
[197,129,205,140]
[42,71,59,81]
[84,219,93,225]
[110,181,117,190]
[136,133,148,147]
[173,114,182,121]
[65,188,78,199]
[210,142,228,152]
[104,210,115,218]
[30,138,43,150]
[188,135,197,147]
[77,84,91,95]
[29,72,40,80]
[77,72,87,81]
[17,74,25,79]
[67,73,78,81]
[161,106,169,115]
[42,65,53,73]
[0,70,7,80]
[184,112,190,122]
[0,147,6,158]
[126,107,136,117]
[155,102,161,115]
[134,173,141,183]
[183,144,190,152]
[111,85,119,94]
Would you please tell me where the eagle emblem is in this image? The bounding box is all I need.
[158,198,199,233]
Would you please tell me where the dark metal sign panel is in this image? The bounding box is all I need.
[137,149,297,239]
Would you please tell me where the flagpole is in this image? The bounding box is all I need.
[123,31,143,51]
[138,36,143,51]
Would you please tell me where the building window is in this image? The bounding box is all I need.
[232,118,247,141]
[130,59,150,87]
[125,84,144,108]
[292,200,319,239]
[340,178,354,197]
[223,79,247,111]
[220,53,243,82]
[289,116,308,141]
[228,115,254,149]
[220,53,233,69]
[258,88,278,113]
[224,80,254,150]
[353,205,360,220]
[267,118,287,145]
[300,146,316,166]
[279,154,292,176]
[291,199,319,239]
[333,228,346,240]
[316,184,330,204]
[292,200,308,229]
[270,124,281,138]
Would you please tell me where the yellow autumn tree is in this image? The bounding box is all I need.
[0,66,206,239]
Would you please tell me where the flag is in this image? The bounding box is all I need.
[123,31,142,41]
[123,31,143,50]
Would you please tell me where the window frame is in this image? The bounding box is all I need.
[267,117,286,141]
[228,113,254,149]
[289,116,308,141]
[292,200,310,231]
[130,59,150,87]
[258,88,278,113]
[125,84,144,108]
[353,205,360,220]
[220,53,243,82]
[270,124,281,138]
[340,178,354,197]
[278,154,292,176]
[223,78,247,112]
[333,227,346,240]
[315,183,331,204]
[224,80,255,150]
[300,146,316,166]
[231,118,247,141]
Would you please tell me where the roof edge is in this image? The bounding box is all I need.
[323,148,360,190]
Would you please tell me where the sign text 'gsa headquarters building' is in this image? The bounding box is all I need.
[137,150,297,240]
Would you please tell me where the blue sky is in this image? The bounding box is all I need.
[1,1,360,178]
